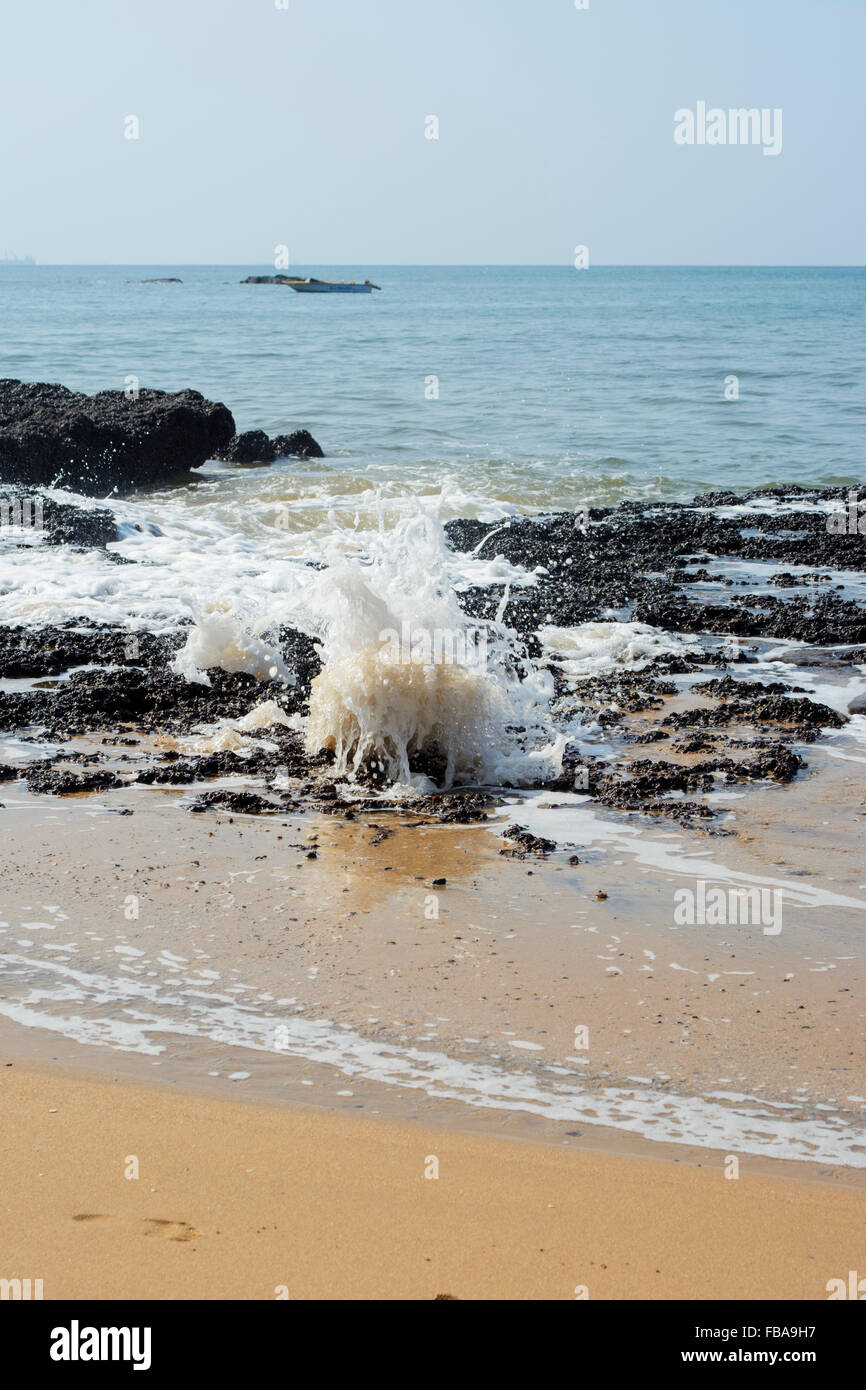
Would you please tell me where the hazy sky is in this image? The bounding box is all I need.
[1,0,863,264]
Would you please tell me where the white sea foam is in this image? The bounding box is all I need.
[170,604,295,686]
[540,621,699,678]
[234,700,296,731]
[1,949,862,1166]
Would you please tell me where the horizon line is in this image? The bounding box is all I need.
[5,262,865,270]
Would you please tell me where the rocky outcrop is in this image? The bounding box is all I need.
[0,486,120,548]
[214,428,324,462]
[213,429,274,463]
[0,380,235,493]
[240,276,296,285]
[447,485,866,648]
[273,430,323,459]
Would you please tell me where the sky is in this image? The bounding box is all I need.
[0,0,863,265]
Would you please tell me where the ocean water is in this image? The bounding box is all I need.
[2,264,864,520]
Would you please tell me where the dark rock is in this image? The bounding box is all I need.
[0,625,168,679]
[663,695,845,731]
[673,733,719,754]
[139,278,182,284]
[500,824,557,857]
[0,665,291,738]
[25,763,124,794]
[414,791,494,823]
[188,789,285,815]
[0,625,320,738]
[133,736,308,787]
[0,487,119,548]
[0,380,235,493]
[272,430,324,460]
[214,430,275,464]
[240,276,296,285]
[214,429,325,463]
[692,675,803,699]
[446,484,866,647]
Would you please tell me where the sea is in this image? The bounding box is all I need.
[1,264,864,622]
[3,264,865,509]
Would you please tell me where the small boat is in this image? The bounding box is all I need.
[289,277,381,294]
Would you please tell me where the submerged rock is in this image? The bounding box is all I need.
[272,430,323,460]
[0,380,235,493]
[214,428,324,463]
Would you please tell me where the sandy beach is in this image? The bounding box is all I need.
[2,1060,861,1301]
[1,768,863,1301]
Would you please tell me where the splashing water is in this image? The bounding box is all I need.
[301,504,567,788]
[167,500,569,789]
[170,600,296,686]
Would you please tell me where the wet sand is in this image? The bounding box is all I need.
[0,747,863,1167]
[1,1060,861,1300]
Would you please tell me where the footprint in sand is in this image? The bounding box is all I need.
[143,1218,200,1243]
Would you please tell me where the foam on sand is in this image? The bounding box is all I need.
[1,948,862,1166]
[541,621,699,678]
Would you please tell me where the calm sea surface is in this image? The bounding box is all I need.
[2,265,864,515]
